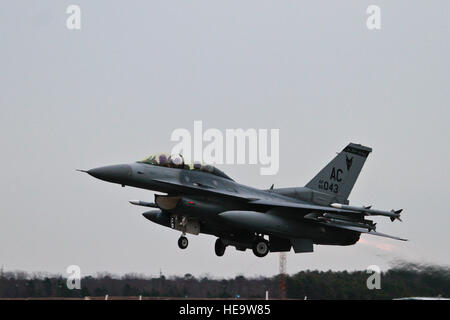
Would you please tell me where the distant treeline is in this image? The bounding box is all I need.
[0,263,448,299]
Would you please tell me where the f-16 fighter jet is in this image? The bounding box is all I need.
[80,143,406,257]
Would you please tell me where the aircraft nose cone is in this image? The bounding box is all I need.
[87,164,132,184]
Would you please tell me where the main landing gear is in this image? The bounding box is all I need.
[178,235,188,249]
[214,238,226,257]
[213,236,270,257]
[252,238,270,257]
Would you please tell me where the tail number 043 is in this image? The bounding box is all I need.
[318,180,339,193]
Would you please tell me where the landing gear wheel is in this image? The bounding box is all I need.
[252,239,269,257]
[215,238,226,256]
[178,236,188,249]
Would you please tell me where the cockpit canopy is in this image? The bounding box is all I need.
[137,153,233,181]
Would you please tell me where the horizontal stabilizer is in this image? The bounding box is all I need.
[324,223,408,241]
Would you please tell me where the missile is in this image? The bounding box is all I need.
[129,200,158,208]
[330,203,402,221]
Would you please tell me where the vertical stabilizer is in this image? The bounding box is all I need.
[305,143,372,203]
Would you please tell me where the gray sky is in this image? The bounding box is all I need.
[0,1,448,278]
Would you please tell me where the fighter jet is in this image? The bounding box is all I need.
[80,143,406,258]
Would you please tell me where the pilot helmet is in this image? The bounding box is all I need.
[169,154,184,167]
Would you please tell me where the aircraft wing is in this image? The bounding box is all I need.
[248,199,357,214]
[152,179,387,218]
[152,178,255,200]
[322,223,408,241]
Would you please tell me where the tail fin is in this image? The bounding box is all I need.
[305,143,372,203]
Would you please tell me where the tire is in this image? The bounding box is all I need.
[252,239,269,257]
[178,236,188,249]
[214,238,226,256]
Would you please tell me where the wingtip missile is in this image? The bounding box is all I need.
[331,203,404,221]
[389,209,403,222]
